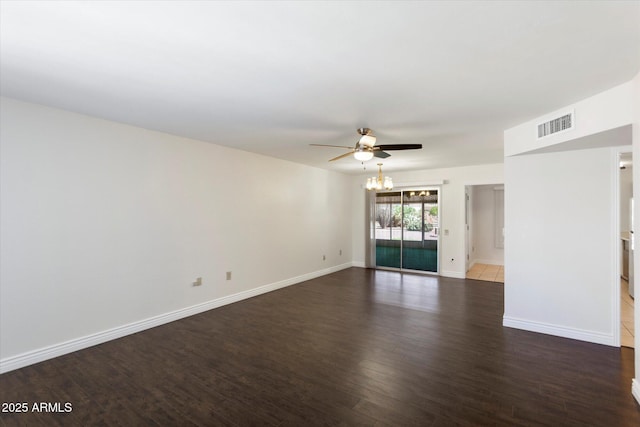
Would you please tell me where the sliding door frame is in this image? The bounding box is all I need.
[372,186,441,275]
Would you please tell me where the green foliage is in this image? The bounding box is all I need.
[425,205,438,232]
[392,205,402,227]
[404,214,422,231]
[393,205,422,231]
[378,202,439,233]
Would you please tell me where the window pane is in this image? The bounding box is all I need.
[402,203,422,241]
[424,203,438,240]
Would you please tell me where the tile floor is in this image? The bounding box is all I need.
[466,263,504,283]
[621,278,635,348]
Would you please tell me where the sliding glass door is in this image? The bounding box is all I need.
[375,192,402,268]
[374,189,439,273]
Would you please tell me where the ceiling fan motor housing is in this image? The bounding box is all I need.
[357,128,376,147]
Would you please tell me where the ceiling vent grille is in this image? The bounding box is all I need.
[537,111,574,139]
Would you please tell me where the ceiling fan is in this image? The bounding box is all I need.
[310,128,422,162]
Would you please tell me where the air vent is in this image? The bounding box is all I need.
[537,111,574,139]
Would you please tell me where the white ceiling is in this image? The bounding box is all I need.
[1,1,639,175]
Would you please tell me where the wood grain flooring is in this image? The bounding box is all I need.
[1,268,639,426]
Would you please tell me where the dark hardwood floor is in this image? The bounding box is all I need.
[1,268,639,426]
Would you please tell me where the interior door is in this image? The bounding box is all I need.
[465,186,471,272]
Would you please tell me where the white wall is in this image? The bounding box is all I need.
[351,163,504,278]
[505,80,635,157]
[504,147,617,343]
[504,78,635,348]
[0,97,353,371]
[630,70,640,404]
[470,185,504,266]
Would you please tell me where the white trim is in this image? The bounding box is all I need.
[0,262,353,374]
[465,186,472,273]
[351,261,367,268]
[633,379,640,406]
[371,185,442,275]
[358,181,445,190]
[393,180,445,189]
[471,259,504,266]
[441,270,466,279]
[611,147,625,348]
[503,315,615,347]
[494,187,504,249]
[467,260,476,272]
[611,146,632,348]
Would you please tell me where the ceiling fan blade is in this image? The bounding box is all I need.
[376,144,422,151]
[374,151,391,158]
[310,144,355,149]
[329,151,355,162]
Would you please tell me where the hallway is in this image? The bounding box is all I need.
[621,278,635,348]
[466,263,504,283]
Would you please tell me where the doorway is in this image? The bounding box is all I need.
[619,151,634,348]
[465,184,504,282]
[374,189,440,273]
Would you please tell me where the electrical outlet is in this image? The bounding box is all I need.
[226,271,232,280]
[323,255,326,261]
[193,277,202,287]
[339,249,342,256]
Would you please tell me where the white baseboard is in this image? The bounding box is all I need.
[633,379,640,406]
[503,315,615,346]
[440,270,466,279]
[472,259,504,266]
[351,261,367,268]
[0,262,353,374]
